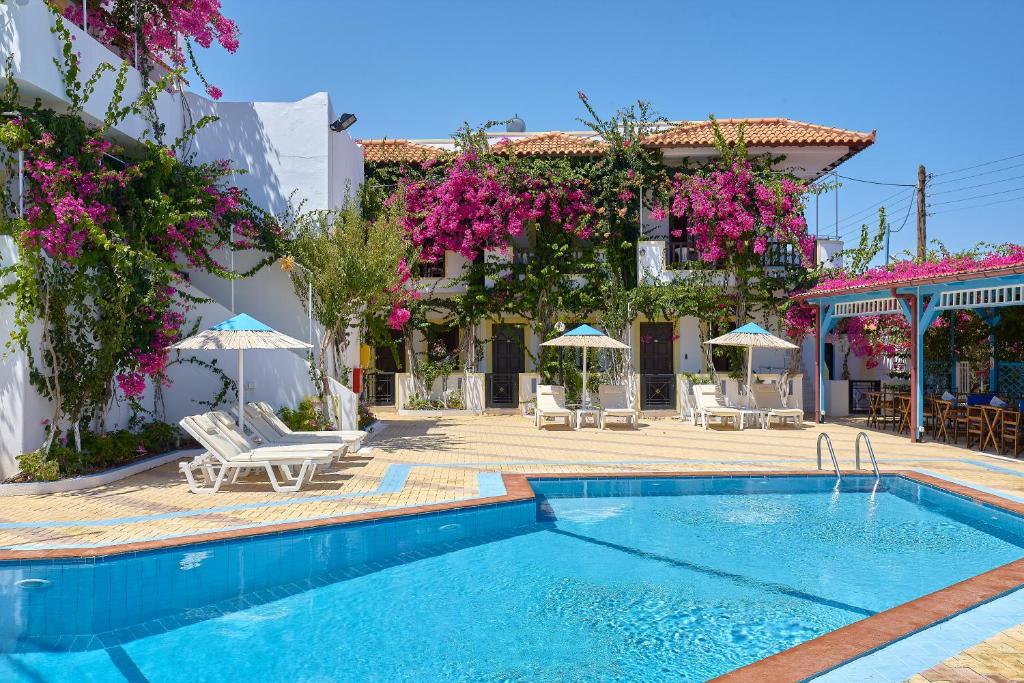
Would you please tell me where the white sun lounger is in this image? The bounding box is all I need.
[750,383,805,429]
[178,414,339,494]
[251,401,367,450]
[535,385,573,429]
[692,384,741,430]
[207,410,344,453]
[598,384,638,429]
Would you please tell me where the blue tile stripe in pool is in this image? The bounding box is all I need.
[812,587,1024,682]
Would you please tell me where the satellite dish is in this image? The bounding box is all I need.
[555,322,566,332]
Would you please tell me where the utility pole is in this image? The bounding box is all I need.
[916,164,927,261]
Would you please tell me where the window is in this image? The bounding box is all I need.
[427,325,460,360]
[666,214,698,268]
[416,256,445,278]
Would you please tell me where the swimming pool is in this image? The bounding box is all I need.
[1,474,1023,682]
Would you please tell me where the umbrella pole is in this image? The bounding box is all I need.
[582,349,588,410]
[746,345,753,408]
[238,348,245,434]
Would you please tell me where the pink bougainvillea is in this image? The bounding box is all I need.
[7,112,266,400]
[59,0,239,99]
[658,161,814,266]
[809,245,1024,294]
[396,152,595,264]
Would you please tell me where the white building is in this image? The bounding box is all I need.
[0,0,363,475]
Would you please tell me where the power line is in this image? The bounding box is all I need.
[889,193,916,234]
[931,151,1024,178]
[836,191,914,236]
[837,200,913,241]
[928,172,1024,196]
[930,160,1024,186]
[928,184,1024,207]
[834,187,913,229]
[834,173,915,187]
[928,192,1024,216]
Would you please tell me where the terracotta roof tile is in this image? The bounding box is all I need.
[642,118,875,150]
[491,132,607,157]
[358,139,448,164]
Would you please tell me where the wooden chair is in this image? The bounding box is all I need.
[965,406,985,449]
[923,397,936,438]
[1002,410,1022,457]
[952,404,970,444]
[866,392,882,429]
[879,391,896,430]
[896,395,911,435]
[933,399,953,443]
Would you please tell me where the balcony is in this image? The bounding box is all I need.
[412,251,470,295]
[640,238,825,285]
[3,0,186,143]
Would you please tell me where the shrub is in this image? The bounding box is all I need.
[358,402,377,430]
[278,397,335,432]
[12,420,188,482]
[15,449,61,482]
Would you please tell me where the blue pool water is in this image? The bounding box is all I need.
[1,475,1023,682]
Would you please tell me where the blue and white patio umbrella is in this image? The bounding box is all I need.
[704,322,798,406]
[541,324,630,409]
[172,313,311,434]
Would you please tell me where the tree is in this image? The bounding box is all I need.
[283,202,414,399]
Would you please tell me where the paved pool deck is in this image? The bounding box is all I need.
[2,413,1023,681]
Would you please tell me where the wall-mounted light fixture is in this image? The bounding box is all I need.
[329,113,357,132]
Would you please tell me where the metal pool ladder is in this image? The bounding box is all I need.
[855,431,881,480]
[816,432,840,480]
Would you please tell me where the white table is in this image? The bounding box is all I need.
[738,409,767,430]
[575,408,601,430]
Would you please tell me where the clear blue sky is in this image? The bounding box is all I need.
[197,0,1024,260]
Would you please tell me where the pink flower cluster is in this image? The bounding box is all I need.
[810,245,1024,294]
[660,162,813,266]
[22,132,136,259]
[398,153,595,264]
[59,0,239,99]
[116,297,187,398]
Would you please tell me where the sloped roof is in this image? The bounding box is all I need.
[358,139,448,164]
[642,118,876,150]
[491,131,607,157]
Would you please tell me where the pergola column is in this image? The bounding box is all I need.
[901,290,940,443]
[815,304,837,423]
[981,310,1002,392]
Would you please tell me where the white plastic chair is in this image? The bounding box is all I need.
[692,384,741,430]
[535,385,573,429]
[750,383,804,429]
[598,385,638,429]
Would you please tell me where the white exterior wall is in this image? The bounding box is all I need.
[678,316,703,374]
[0,2,367,471]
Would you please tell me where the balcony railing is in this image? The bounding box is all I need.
[761,241,804,269]
[665,239,805,270]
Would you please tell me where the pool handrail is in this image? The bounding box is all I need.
[816,432,841,480]
[855,431,880,479]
